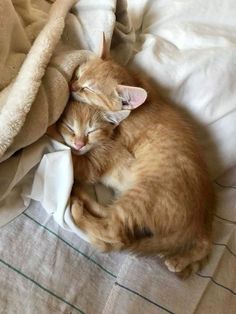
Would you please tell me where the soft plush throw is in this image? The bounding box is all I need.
[0,0,133,227]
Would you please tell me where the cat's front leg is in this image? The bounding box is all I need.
[72,182,109,218]
[76,187,109,218]
[70,195,114,251]
[70,197,84,225]
[70,201,123,252]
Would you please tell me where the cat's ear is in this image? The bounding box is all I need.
[117,85,147,109]
[99,32,109,60]
[104,110,130,125]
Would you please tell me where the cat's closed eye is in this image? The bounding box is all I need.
[87,128,99,135]
[63,122,74,133]
[74,85,94,93]
[83,86,95,93]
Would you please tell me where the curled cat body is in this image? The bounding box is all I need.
[59,43,215,276]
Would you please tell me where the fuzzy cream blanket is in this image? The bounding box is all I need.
[0,0,133,227]
[0,0,133,162]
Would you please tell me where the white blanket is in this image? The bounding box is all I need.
[128,0,236,177]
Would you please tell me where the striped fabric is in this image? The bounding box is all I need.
[0,168,235,313]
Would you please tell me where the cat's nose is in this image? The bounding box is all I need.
[74,139,85,150]
[70,81,79,92]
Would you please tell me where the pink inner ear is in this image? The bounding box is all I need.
[117,85,147,109]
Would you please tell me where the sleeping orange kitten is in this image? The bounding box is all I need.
[58,100,133,189]
[59,41,214,276]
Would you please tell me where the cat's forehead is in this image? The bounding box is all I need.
[66,102,102,124]
[75,60,116,85]
[75,66,97,89]
[75,61,97,79]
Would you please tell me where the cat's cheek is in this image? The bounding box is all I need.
[97,129,112,141]
[89,135,106,146]
[71,91,87,103]
[74,89,91,101]
[59,127,74,147]
[88,131,101,142]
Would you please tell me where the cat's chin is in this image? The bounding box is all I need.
[71,147,89,156]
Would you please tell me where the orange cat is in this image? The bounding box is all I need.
[58,100,132,187]
[59,41,214,276]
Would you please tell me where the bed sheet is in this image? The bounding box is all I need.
[0,167,235,314]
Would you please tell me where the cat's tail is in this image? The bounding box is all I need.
[127,232,212,278]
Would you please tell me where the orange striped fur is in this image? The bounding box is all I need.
[58,56,214,277]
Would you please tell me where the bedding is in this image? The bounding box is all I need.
[0,168,235,313]
[0,0,236,313]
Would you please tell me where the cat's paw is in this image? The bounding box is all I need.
[164,256,188,273]
[71,197,84,225]
[77,189,91,204]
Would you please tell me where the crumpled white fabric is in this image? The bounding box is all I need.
[29,138,90,242]
[0,136,90,241]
